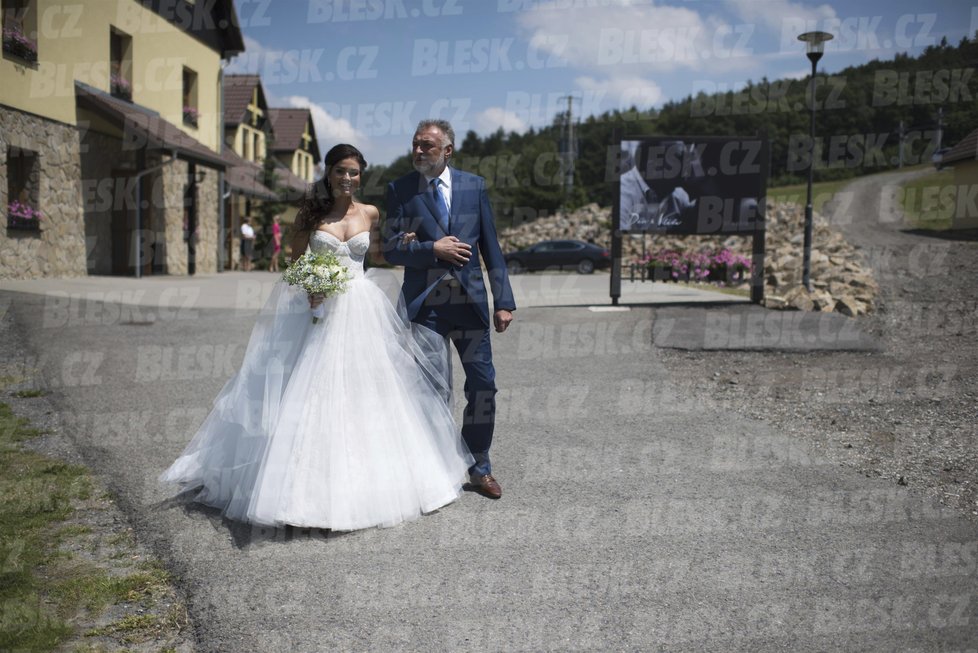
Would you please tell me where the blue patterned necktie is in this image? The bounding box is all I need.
[430,178,449,233]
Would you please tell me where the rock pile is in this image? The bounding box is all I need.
[497,201,879,315]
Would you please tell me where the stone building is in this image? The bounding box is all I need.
[0,0,244,279]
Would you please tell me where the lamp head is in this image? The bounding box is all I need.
[798,30,833,63]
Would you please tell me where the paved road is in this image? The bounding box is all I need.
[0,268,743,312]
[4,249,976,650]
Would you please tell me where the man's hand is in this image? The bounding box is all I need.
[433,236,472,266]
[493,309,513,333]
[401,232,417,246]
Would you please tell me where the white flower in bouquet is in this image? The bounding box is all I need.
[282,251,352,323]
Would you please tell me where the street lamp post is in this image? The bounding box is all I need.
[798,30,833,292]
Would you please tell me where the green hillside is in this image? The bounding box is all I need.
[365,35,977,223]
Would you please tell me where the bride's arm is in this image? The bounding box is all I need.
[290,228,310,263]
[366,205,386,266]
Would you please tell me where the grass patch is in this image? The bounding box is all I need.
[48,566,171,615]
[767,177,855,215]
[0,404,44,443]
[897,167,956,230]
[13,389,47,398]
[0,403,182,651]
[0,403,86,650]
[0,374,26,389]
[85,602,187,646]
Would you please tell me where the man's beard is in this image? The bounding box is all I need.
[413,152,446,177]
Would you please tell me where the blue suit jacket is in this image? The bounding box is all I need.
[384,168,515,326]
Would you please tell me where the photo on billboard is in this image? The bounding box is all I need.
[618,136,768,235]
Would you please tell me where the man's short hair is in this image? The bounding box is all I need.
[416,119,455,147]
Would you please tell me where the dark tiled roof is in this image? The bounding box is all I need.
[146,0,244,57]
[268,108,311,151]
[268,108,321,165]
[221,145,277,200]
[75,82,225,169]
[223,74,261,126]
[941,128,978,165]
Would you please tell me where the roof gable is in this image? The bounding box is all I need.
[268,108,320,161]
[942,127,978,166]
[223,74,271,130]
[145,0,244,58]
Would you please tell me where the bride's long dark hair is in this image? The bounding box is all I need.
[295,144,368,233]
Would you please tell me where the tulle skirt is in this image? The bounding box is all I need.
[160,270,473,530]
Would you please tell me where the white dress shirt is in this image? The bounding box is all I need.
[424,166,452,213]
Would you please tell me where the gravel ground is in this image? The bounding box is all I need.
[657,169,978,521]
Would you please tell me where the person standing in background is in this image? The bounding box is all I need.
[269,214,282,273]
[240,217,255,272]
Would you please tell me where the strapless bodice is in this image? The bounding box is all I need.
[310,230,369,278]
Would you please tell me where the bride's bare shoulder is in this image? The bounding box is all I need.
[358,202,380,221]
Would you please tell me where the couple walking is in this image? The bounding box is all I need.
[160,120,517,530]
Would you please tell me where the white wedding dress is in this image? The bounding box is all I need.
[160,230,473,530]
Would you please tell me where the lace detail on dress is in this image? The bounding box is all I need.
[310,230,370,279]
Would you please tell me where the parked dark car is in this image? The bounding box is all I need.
[504,239,611,274]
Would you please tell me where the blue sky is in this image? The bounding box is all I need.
[227,0,977,166]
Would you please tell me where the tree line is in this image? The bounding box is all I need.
[362,35,977,224]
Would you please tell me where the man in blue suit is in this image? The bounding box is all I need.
[384,119,515,499]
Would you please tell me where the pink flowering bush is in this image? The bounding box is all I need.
[639,247,750,285]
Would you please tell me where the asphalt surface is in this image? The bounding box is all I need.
[3,270,976,651]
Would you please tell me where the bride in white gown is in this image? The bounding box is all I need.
[160,144,473,530]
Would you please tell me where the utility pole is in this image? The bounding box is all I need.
[558,94,578,196]
[898,120,904,169]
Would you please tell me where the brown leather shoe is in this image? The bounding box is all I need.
[469,473,502,499]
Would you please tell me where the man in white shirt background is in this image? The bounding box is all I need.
[240,217,255,272]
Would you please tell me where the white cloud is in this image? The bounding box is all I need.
[280,95,368,156]
[517,3,753,74]
[575,75,664,111]
[723,0,838,53]
[474,107,529,135]
[226,35,301,76]
[513,0,761,115]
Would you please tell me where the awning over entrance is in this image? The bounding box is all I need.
[221,145,277,201]
[75,82,226,170]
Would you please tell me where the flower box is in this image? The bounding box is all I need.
[7,215,40,231]
[2,26,37,63]
[183,106,199,127]
[7,201,42,231]
[110,73,132,101]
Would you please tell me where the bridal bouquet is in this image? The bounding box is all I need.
[282,251,352,323]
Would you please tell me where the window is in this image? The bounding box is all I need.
[243,128,253,161]
[109,27,132,101]
[182,67,198,127]
[2,0,37,63]
[7,146,41,231]
[553,241,583,251]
